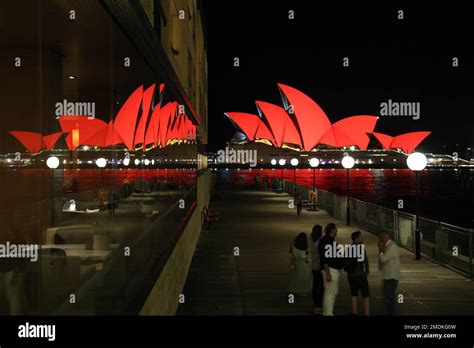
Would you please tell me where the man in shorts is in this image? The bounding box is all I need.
[345,231,370,315]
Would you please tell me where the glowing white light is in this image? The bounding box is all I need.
[123,158,130,166]
[309,158,320,168]
[342,155,355,169]
[406,152,427,171]
[46,156,60,169]
[144,159,150,166]
[290,158,299,166]
[271,159,277,166]
[134,159,140,165]
[278,159,286,166]
[95,158,107,168]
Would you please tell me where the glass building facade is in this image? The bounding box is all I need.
[0,0,209,315]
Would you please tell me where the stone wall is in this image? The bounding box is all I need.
[139,170,211,315]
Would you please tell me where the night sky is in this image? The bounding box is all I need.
[202,1,473,154]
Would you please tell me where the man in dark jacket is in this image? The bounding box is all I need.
[345,231,370,315]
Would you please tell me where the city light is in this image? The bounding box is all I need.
[278,159,286,166]
[341,155,355,169]
[46,156,60,169]
[407,152,428,171]
[309,158,320,168]
[271,159,277,165]
[290,158,299,166]
[95,158,107,168]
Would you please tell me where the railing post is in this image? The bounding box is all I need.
[393,210,398,245]
[435,221,442,265]
[469,228,473,280]
[377,206,382,232]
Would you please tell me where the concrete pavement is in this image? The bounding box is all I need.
[177,188,474,315]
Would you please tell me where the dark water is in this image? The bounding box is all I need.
[1,167,472,227]
[218,168,473,228]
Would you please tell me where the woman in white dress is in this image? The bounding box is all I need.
[288,233,312,295]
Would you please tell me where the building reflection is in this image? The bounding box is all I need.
[0,0,209,315]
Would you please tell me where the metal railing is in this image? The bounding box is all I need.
[280,179,473,278]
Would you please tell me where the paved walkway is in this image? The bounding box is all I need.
[177,188,474,315]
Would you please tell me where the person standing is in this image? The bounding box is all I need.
[263,175,269,190]
[345,231,370,315]
[288,233,312,296]
[295,188,303,216]
[378,231,400,315]
[318,223,343,316]
[254,174,260,190]
[310,225,324,315]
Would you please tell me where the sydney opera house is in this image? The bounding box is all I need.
[224,83,431,160]
[9,83,198,155]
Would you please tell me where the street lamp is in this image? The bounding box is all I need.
[407,152,427,260]
[96,158,107,208]
[279,158,286,192]
[309,158,319,191]
[46,156,60,169]
[342,154,355,225]
[309,158,320,209]
[46,156,60,226]
[271,159,277,189]
[95,158,107,168]
[291,158,299,197]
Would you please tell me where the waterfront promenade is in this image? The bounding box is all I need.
[178,187,474,315]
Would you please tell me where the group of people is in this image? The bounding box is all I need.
[288,223,400,316]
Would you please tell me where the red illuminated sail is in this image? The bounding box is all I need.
[159,102,177,147]
[225,112,260,141]
[144,104,161,147]
[114,85,143,150]
[225,112,275,144]
[390,131,431,153]
[255,101,302,148]
[134,84,155,147]
[372,131,431,153]
[59,116,108,149]
[10,131,43,153]
[42,132,63,150]
[372,132,393,150]
[105,120,123,147]
[277,83,332,151]
[321,115,378,149]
